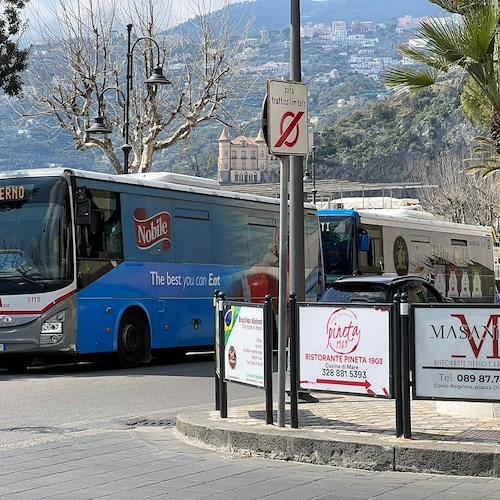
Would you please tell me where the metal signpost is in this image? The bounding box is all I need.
[265,78,308,427]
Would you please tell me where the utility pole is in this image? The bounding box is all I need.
[290,1,305,304]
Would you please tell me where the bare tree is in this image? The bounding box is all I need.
[19,0,252,174]
[417,148,500,230]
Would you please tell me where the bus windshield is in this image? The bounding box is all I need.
[320,214,355,281]
[0,176,73,294]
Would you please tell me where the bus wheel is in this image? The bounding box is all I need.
[117,312,145,369]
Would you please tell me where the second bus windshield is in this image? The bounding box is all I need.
[320,215,355,280]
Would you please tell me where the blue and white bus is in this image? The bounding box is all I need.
[319,208,495,302]
[0,168,324,371]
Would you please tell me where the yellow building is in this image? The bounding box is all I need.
[217,127,280,184]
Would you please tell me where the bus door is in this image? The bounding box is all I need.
[360,224,384,274]
[75,186,124,354]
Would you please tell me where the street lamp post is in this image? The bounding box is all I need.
[86,23,171,174]
[303,133,317,205]
[311,145,317,204]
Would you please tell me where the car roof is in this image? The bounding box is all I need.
[333,275,430,286]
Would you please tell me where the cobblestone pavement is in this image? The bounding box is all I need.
[215,393,500,442]
[177,392,500,477]
[2,426,500,499]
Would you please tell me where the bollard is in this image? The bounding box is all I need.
[289,293,299,428]
[264,294,274,424]
[400,292,412,438]
[393,292,402,437]
[217,292,227,418]
[213,289,220,411]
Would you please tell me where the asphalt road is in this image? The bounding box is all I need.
[0,354,262,450]
[1,356,500,499]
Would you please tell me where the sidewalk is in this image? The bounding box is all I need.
[176,392,500,478]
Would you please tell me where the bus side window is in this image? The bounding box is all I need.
[106,219,122,256]
[76,189,123,260]
[103,200,123,259]
[88,211,104,257]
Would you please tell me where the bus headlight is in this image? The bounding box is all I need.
[40,311,65,345]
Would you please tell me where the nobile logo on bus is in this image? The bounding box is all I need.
[326,307,361,355]
[133,208,171,251]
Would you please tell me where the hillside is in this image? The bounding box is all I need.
[0,0,455,178]
[248,0,443,30]
[314,84,478,183]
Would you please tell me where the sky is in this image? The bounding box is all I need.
[27,0,232,22]
[24,0,233,41]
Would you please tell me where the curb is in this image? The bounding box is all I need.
[176,411,500,477]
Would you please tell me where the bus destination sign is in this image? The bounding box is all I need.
[0,184,34,201]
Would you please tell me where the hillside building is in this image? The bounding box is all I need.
[331,21,348,39]
[396,15,422,31]
[217,128,280,184]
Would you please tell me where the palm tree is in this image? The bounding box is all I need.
[384,0,500,175]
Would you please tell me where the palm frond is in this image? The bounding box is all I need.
[399,45,450,71]
[415,17,466,64]
[460,1,499,62]
[465,64,500,107]
[383,67,438,91]
[472,135,496,146]
[431,0,496,16]
[464,162,500,178]
[429,0,476,15]
[463,133,500,178]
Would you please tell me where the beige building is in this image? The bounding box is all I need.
[217,127,280,184]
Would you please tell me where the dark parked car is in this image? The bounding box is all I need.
[320,275,452,304]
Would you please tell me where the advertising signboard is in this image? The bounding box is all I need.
[414,305,500,401]
[298,304,392,397]
[223,303,264,388]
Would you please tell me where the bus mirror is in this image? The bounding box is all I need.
[359,231,369,252]
[75,198,91,225]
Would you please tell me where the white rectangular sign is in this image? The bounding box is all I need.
[267,79,308,156]
[414,306,500,401]
[223,304,264,388]
[299,304,391,397]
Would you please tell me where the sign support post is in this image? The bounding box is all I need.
[400,293,412,438]
[277,156,289,427]
[266,79,308,426]
[393,293,403,437]
[217,292,227,419]
[289,292,299,428]
[214,289,220,411]
[264,295,274,425]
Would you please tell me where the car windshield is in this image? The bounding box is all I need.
[322,283,390,303]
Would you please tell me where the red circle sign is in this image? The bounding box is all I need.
[326,308,361,355]
[280,111,300,147]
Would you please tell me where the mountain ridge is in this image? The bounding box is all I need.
[247,0,444,30]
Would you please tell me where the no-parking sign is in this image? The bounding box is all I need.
[266,79,308,156]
